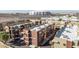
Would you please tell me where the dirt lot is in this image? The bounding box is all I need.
[0,41,10,48]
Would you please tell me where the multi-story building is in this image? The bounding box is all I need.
[5,20,58,47]
[30,23,54,46]
[51,24,79,48]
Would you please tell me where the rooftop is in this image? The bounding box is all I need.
[55,25,79,41]
[30,24,49,31]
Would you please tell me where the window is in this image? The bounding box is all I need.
[72,42,75,46]
[63,43,66,46]
[52,42,54,45]
[77,41,79,46]
[57,42,60,44]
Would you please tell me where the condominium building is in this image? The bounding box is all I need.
[51,24,79,48]
[4,20,58,47]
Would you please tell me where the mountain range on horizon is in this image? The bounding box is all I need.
[0,10,79,13]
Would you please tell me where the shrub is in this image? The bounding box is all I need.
[2,33,9,43]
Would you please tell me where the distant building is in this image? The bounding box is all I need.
[29,11,52,17]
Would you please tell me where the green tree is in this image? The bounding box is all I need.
[2,33,9,43]
[58,18,62,21]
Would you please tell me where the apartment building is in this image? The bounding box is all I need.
[3,19,57,47]
[30,23,54,46]
[51,24,79,48]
